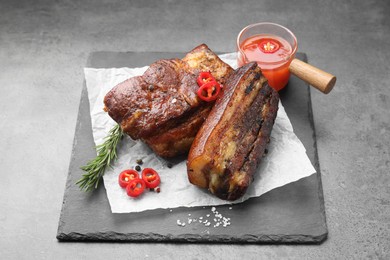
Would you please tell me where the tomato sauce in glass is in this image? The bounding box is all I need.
[238,34,293,91]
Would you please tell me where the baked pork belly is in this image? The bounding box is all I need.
[187,62,279,201]
[103,44,233,157]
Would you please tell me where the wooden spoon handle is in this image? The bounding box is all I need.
[289,58,336,94]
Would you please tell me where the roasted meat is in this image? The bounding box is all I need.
[187,62,279,201]
[103,44,233,157]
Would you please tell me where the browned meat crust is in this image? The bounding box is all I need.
[187,62,279,201]
[103,44,233,157]
[143,104,213,158]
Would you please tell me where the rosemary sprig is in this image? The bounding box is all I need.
[77,124,123,192]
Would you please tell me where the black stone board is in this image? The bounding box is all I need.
[57,52,327,243]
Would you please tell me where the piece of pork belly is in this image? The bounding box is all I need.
[103,44,233,157]
[187,62,279,200]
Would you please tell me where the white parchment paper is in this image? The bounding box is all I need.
[84,52,316,213]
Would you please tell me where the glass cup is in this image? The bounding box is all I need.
[237,22,298,91]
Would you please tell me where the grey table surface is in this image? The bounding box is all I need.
[1,0,389,259]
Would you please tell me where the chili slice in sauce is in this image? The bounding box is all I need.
[258,38,281,54]
[118,169,139,188]
[126,178,146,197]
[142,168,161,189]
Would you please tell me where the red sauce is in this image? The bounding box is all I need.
[238,34,294,91]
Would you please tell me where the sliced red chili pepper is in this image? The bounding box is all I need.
[142,168,161,189]
[197,71,215,87]
[118,169,139,188]
[197,81,221,102]
[258,38,281,53]
[126,178,146,197]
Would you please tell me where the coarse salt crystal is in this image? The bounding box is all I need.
[175,206,232,228]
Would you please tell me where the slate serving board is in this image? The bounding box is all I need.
[57,52,327,243]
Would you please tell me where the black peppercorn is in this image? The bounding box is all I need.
[135,165,141,171]
[136,159,143,165]
[148,84,154,91]
[167,162,173,168]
